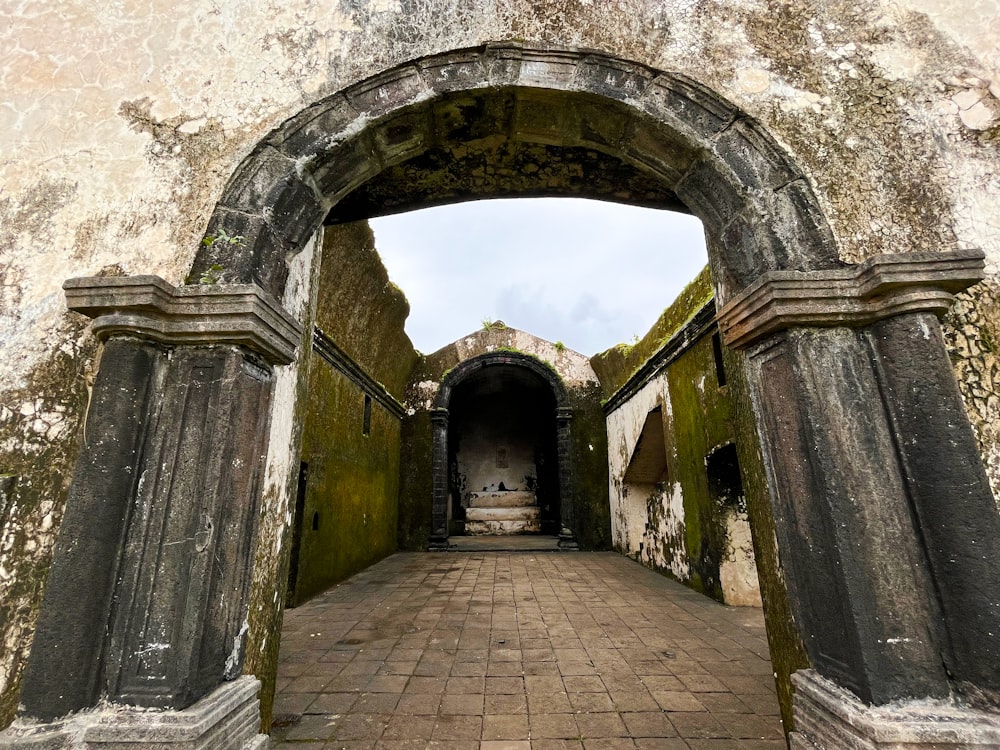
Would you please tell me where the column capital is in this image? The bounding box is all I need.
[555,406,574,423]
[430,407,450,425]
[717,250,984,350]
[64,275,302,365]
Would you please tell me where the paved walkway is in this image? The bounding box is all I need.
[270,552,785,749]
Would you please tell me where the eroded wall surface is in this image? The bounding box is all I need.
[2,0,999,728]
[601,269,759,606]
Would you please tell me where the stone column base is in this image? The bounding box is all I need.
[0,677,267,750]
[790,670,1000,749]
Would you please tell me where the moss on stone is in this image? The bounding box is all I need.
[0,322,93,730]
[723,344,810,733]
[568,382,612,550]
[590,266,715,398]
[315,223,419,399]
[290,357,402,605]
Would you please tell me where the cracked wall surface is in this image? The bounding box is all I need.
[2,0,998,728]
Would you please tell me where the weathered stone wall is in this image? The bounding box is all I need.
[597,268,804,728]
[600,269,760,605]
[287,223,414,608]
[2,0,998,729]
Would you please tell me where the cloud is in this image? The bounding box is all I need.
[370,197,708,355]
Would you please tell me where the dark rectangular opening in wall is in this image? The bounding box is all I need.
[285,461,309,607]
[363,394,372,436]
[712,332,727,387]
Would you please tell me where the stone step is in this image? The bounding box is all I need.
[465,518,543,535]
[465,506,540,522]
[468,490,537,508]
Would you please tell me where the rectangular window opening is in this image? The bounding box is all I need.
[712,332,727,387]
[363,394,372,436]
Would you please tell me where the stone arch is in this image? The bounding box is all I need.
[189,43,841,305]
[430,351,574,547]
[13,41,1000,750]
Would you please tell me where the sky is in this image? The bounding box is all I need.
[369,197,708,357]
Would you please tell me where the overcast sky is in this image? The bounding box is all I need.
[370,197,708,357]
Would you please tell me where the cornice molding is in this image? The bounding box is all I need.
[717,250,985,350]
[64,275,302,365]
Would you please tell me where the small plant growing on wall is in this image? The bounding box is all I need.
[554,341,566,353]
[196,228,245,284]
[481,318,507,332]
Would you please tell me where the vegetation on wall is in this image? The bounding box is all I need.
[590,266,715,398]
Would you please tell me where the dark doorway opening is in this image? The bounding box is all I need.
[447,365,559,536]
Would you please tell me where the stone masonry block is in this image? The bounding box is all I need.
[575,56,654,102]
[768,180,841,271]
[622,119,694,185]
[370,107,433,168]
[430,91,516,146]
[344,65,427,118]
[640,74,736,144]
[675,157,747,233]
[194,207,289,297]
[483,43,525,86]
[276,94,363,161]
[515,47,581,90]
[418,49,490,94]
[312,133,381,203]
[713,119,800,191]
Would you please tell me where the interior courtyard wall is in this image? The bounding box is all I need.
[2,0,999,730]
[292,222,415,603]
[596,266,804,728]
[602,271,760,607]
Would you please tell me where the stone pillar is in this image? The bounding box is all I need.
[555,406,578,549]
[717,250,1000,748]
[2,276,300,750]
[429,407,450,550]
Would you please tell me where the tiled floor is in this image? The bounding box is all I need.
[270,552,785,749]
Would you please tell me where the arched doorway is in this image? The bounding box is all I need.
[431,352,573,547]
[11,44,998,750]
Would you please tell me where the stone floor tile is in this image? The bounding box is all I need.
[666,712,730,740]
[531,740,584,749]
[582,740,636,749]
[529,712,579,739]
[338,713,394,740]
[621,711,678,738]
[486,692,528,714]
[481,742,532,750]
[487,676,525,694]
[528,690,573,714]
[439,693,484,715]
[394,692,441,714]
[432,714,483,740]
[569,691,616,713]
[652,691,706,712]
[575,712,628,738]
[564,675,606,692]
[446,676,485,693]
[483,713,530,740]
[632,740,689,749]
[352,693,401,714]
[693,693,749,714]
[281,714,338,741]
[380,714,435,740]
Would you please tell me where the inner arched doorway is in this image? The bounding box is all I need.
[432,352,573,546]
[11,43,999,750]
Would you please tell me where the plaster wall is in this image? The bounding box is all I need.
[454,407,538,496]
[608,370,690,580]
[3,0,1000,728]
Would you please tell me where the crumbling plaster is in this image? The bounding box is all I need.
[2,0,1000,726]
